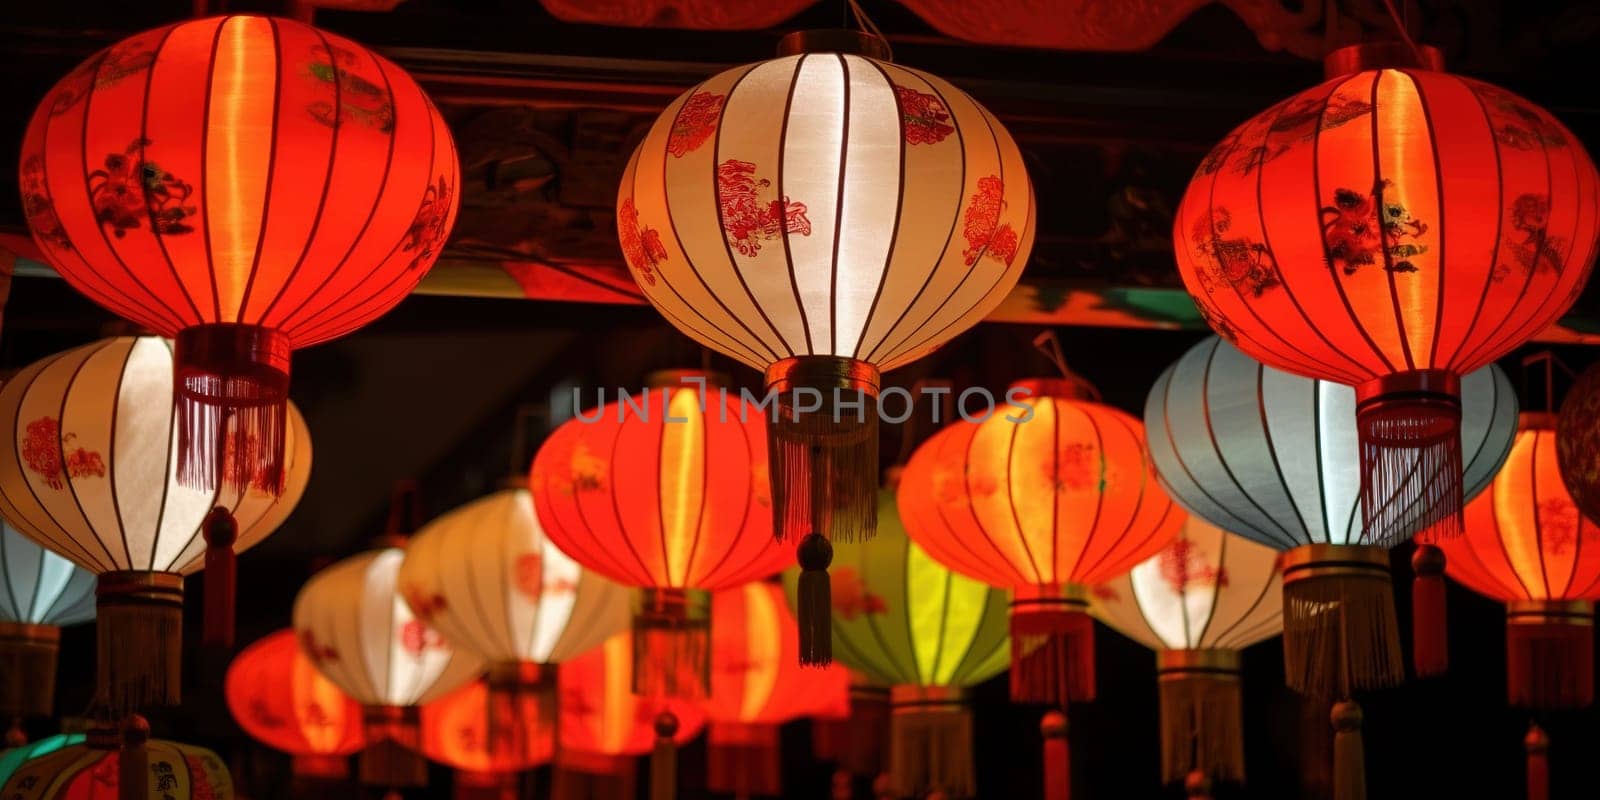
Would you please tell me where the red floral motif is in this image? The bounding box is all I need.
[960,176,1019,267]
[306,43,395,133]
[1189,208,1279,296]
[88,138,197,239]
[21,417,104,490]
[1052,443,1098,492]
[1321,179,1428,275]
[568,441,606,493]
[20,155,71,251]
[667,91,725,157]
[1158,537,1228,595]
[514,553,544,601]
[403,175,453,271]
[400,619,446,656]
[300,629,338,663]
[830,566,886,620]
[717,159,811,257]
[893,84,955,145]
[1539,498,1587,557]
[617,197,667,286]
[402,585,448,623]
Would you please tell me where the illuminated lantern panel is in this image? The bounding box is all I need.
[898,378,1182,705]
[1441,413,1600,709]
[420,678,552,798]
[0,726,233,799]
[531,373,786,698]
[1092,519,1284,785]
[226,629,364,783]
[0,523,95,720]
[0,336,312,713]
[21,14,458,496]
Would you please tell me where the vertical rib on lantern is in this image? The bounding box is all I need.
[0,522,96,721]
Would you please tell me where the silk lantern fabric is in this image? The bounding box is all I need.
[0,523,95,719]
[1439,413,1600,709]
[897,377,1183,705]
[706,581,850,797]
[20,14,458,494]
[1173,46,1598,548]
[0,735,232,799]
[1092,519,1284,784]
[225,629,365,780]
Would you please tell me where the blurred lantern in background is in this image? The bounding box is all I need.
[787,491,1009,800]
[554,632,706,800]
[1173,42,1598,552]
[531,371,787,699]
[293,547,483,790]
[1557,361,1600,528]
[897,370,1182,705]
[620,29,1035,662]
[225,629,365,794]
[20,14,458,500]
[421,679,552,800]
[706,580,850,797]
[0,734,84,787]
[0,716,231,799]
[0,522,95,727]
[1092,519,1284,788]
[0,336,312,714]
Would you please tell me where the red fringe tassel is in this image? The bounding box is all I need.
[1507,603,1595,709]
[174,324,291,496]
[1010,592,1095,705]
[1355,371,1463,549]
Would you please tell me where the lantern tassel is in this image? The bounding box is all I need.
[813,685,890,778]
[1009,588,1095,704]
[96,572,183,715]
[1410,543,1447,677]
[120,715,150,800]
[1185,771,1213,800]
[553,751,636,800]
[360,706,427,788]
[889,686,973,799]
[0,622,60,719]
[651,711,680,800]
[707,722,782,797]
[1526,723,1549,800]
[202,507,238,648]
[1355,370,1463,548]
[1506,600,1594,709]
[175,323,291,496]
[797,533,833,666]
[1280,545,1404,698]
[1157,650,1244,785]
[632,589,709,699]
[1330,701,1365,800]
[1041,710,1069,800]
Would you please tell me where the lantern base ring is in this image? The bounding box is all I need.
[1279,544,1404,698]
[1506,601,1594,709]
[1156,649,1245,784]
[1507,599,1595,626]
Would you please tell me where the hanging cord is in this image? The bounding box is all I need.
[846,0,893,60]
[1520,352,1575,414]
[1031,331,1101,402]
[1378,0,1426,63]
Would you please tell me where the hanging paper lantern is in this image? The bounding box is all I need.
[0,717,231,799]
[1091,519,1284,786]
[896,377,1183,705]
[0,336,312,713]
[530,371,786,698]
[20,14,458,497]
[1146,336,1515,697]
[620,29,1035,663]
[1438,412,1600,710]
[0,522,95,721]
[784,491,1009,800]
[1556,362,1600,528]
[553,632,706,800]
[225,629,365,789]
[1173,42,1598,550]
[420,679,551,800]
[706,581,850,797]
[293,547,484,790]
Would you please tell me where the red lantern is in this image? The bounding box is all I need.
[530,371,788,698]
[1174,42,1599,547]
[20,14,458,496]
[420,678,552,800]
[225,630,364,788]
[896,377,1183,704]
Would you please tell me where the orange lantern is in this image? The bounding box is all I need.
[1439,413,1600,709]
[896,377,1183,704]
[1174,42,1599,548]
[706,581,850,797]
[420,679,551,800]
[620,29,1036,663]
[225,629,364,787]
[20,14,458,497]
[554,632,706,800]
[530,371,787,698]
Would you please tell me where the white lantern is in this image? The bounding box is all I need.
[0,522,95,719]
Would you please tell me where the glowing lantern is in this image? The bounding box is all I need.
[1174,42,1597,551]
[896,377,1183,705]
[530,371,787,698]
[1091,519,1284,786]
[785,491,1008,800]
[0,523,95,722]
[0,735,84,787]
[293,547,484,790]
[553,632,706,800]
[1556,362,1600,527]
[706,581,850,797]
[620,29,1035,662]
[0,717,231,799]
[420,679,551,800]
[20,14,458,497]
[0,336,312,713]
[1146,336,1515,696]
[225,629,364,786]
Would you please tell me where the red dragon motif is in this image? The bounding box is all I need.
[667,91,725,157]
[716,159,811,257]
[88,138,197,239]
[1320,179,1429,275]
[893,84,955,145]
[1189,207,1279,296]
[960,175,1019,267]
[617,197,667,286]
[402,175,453,272]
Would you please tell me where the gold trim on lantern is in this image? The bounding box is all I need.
[764,356,881,398]
[1279,544,1391,584]
[1156,648,1241,680]
[96,570,184,604]
[1010,582,1088,613]
[890,685,966,715]
[1507,600,1594,627]
[0,621,60,645]
[487,660,551,692]
[776,30,892,60]
[1323,42,1445,78]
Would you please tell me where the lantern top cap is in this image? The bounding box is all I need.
[1520,411,1556,431]
[1323,41,1444,79]
[1008,376,1098,403]
[645,369,728,390]
[776,29,892,61]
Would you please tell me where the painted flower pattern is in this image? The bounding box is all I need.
[1321,179,1428,275]
[400,619,447,656]
[667,92,724,157]
[717,159,811,257]
[21,417,105,490]
[300,629,338,663]
[402,585,448,624]
[893,84,955,145]
[568,441,606,492]
[1494,194,1567,280]
[306,43,395,133]
[1189,207,1279,296]
[403,175,453,271]
[514,553,544,601]
[831,566,886,620]
[617,197,667,286]
[961,175,1020,266]
[88,138,198,239]
[1158,537,1228,595]
[20,155,72,251]
[1538,498,1588,557]
[48,38,158,116]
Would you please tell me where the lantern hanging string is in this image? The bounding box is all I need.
[1031,331,1101,402]
[1519,352,1574,415]
[846,0,893,60]
[1378,0,1426,64]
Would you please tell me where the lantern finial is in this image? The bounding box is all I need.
[1323,41,1444,78]
[776,29,891,60]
